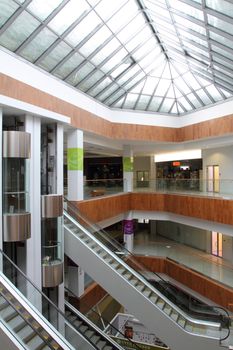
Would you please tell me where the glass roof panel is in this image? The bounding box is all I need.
[209,31,233,50]
[90,37,120,66]
[53,52,85,79]
[78,70,105,91]
[0,11,40,51]
[107,1,140,32]
[136,95,151,110]
[94,0,127,21]
[211,45,233,61]
[79,26,112,57]
[186,92,202,108]
[0,0,19,27]
[206,0,233,17]
[39,41,72,71]
[159,98,174,112]
[0,0,232,114]
[20,27,57,62]
[27,0,63,21]
[148,97,163,111]
[66,61,95,86]
[48,0,90,35]
[173,14,206,35]
[65,12,101,47]
[206,84,223,102]
[123,93,138,109]
[168,0,204,21]
[207,14,233,36]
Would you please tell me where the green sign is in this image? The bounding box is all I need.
[123,157,134,172]
[67,148,83,171]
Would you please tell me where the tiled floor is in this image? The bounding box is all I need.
[133,232,233,290]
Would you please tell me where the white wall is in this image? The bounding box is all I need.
[202,145,233,194]
[156,221,210,252]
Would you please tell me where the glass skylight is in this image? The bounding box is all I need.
[0,0,232,115]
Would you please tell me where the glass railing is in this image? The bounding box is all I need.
[84,179,124,199]
[65,286,144,350]
[0,248,120,349]
[64,198,231,341]
[134,178,233,198]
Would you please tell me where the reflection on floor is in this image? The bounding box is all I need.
[133,232,233,290]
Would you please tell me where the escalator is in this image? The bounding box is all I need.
[64,199,232,350]
[0,249,125,350]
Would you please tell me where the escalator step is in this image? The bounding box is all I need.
[35,344,51,350]
[26,334,45,350]
[0,298,9,311]
[149,294,158,303]
[84,329,95,338]
[79,325,89,333]
[17,325,35,341]
[4,310,18,323]
[135,284,144,291]
[170,311,179,321]
[90,335,101,344]
[8,314,26,332]
[143,289,152,298]
[96,340,108,349]
[0,305,16,320]
[102,346,113,350]
[130,278,138,286]
[73,319,83,328]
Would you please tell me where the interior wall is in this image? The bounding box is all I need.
[155,220,210,252]
[222,235,233,262]
[202,145,233,194]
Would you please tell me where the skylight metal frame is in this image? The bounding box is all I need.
[0,0,233,115]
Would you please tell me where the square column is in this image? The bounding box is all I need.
[67,129,84,296]
[123,145,134,192]
[25,115,42,310]
[67,130,84,201]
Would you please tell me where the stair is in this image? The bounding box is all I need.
[65,301,123,350]
[64,210,229,350]
[0,282,63,350]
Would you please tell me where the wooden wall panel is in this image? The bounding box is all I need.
[75,192,233,226]
[2,73,233,143]
[76,193,131,223]
[72,282,107,314]
[135,256,233,309]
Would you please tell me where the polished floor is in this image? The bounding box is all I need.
[133,231,233,290]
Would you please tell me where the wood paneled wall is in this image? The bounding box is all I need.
[135,256,233,309]
[76,193,130,223]
[1,73,233,142]
[78,282,107,314]
[76,192,233,226]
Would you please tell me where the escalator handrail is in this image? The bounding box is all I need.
[64,197,166,281]
[0,248,116,349]
[64,208,226,337]
[64,198,231,335]
[65,286,142,350]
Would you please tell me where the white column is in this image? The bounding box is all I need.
[123,145,134,192]
[68,265,85,297]
[67,129,84,201]
[0,108,2,270]
[56,125,65,333]
[25,115,42,293]
[67,129,84,296]
[123,211,134,253]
